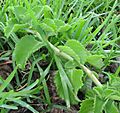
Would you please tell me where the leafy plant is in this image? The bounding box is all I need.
[0,0,120,112]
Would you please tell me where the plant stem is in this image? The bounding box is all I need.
[79,64,102,87]
[35,31,102,87]
[48,40,102,87]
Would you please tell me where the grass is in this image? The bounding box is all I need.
[0,0,120,112]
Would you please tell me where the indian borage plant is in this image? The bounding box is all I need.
[0,0,120,112]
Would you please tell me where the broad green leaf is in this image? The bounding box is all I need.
[68,69,83,94]
[58,45,80,62]
[65,60,78,69]
[66,39,89,64]
[58,24,71,32]
[40,23,55,32]
[32,6,43,19]
[79,99,94,113]
[105,101,119,113]
[14,6,26,20]
[13,35,44,69]
[67,69,83,104]
[43,18,57,31]
[44,5,53,18]
[94,96,106,113]
[87,55,104,69]
[54,19,65,27]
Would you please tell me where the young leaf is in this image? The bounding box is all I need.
[87,55,104,69]
[44,5,53,18]
[54,19,65,27]
[66,39,89,64]
[14,6,26,20]
[57,24,71,32]
[79,99,94,113]
[58,45,80,62]
[40,23,55,32]
[13,35,44,69]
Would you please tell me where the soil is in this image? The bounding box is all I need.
[0,59,119,113]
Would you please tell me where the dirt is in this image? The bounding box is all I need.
[0,64,12,79]
[1,60,119,113]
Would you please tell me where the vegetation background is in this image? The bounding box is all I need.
[0,0,120,113]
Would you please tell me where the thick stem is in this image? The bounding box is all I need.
[80,64,102,87]
[48,40,102,87]
[35,31,102,87]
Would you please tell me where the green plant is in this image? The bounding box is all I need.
[0,0,120,112]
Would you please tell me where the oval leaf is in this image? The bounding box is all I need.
[66,39,89,64]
